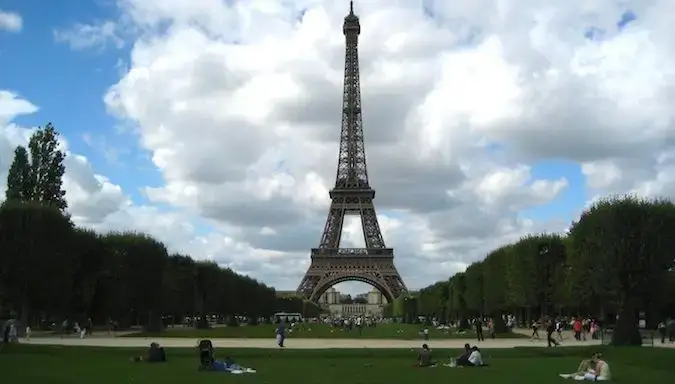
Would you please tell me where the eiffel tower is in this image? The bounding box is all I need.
[296,2,408,303]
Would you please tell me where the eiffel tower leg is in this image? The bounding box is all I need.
[318,199,347,249]
[358,199,386,249]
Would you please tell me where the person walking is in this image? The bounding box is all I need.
[546,319,559,347]
[531,320,540,340]
[275,321,286,348]
[475,318,484,342]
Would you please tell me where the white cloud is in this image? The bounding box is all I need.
[0,10,22,33]
[5,0,675,295]
[54,21,124,51]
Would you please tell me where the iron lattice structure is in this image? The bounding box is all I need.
[296,2,408,303]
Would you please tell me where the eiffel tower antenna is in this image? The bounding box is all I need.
[296,3,408,303]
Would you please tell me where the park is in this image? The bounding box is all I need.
[2,3,675,384]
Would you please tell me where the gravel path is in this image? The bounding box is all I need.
[21,336,606,349]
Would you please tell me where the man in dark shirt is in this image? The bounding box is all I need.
[132,342,166,363]
[147,342,167,362]
[456,343,472,366]
[475,318,484,341]
[546,319,559,347]
[416,343,436,367]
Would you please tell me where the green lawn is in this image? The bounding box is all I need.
[127,323,527,339]
[1,344,673,383]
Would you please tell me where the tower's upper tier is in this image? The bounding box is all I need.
[343,1,360,36]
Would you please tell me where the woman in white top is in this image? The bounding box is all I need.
[467,346,488,367]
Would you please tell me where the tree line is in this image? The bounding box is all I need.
[413,196,675,345]
[0,123,317,332]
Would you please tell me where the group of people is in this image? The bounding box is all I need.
[529,316,602,347]
[133,341,256,374]
[559,352,611,381]
[657,318,675,343]
[415,343,488,368]
[2,322,19,343]
[415,342,611,381]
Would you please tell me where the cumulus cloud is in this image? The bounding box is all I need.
[6,0,675,295]
[0,10,22,33]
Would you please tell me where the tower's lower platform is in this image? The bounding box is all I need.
[296,248,408,302]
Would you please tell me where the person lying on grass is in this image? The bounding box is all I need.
[559,352,611,381]
[132,342,166,363]
[416,343,437,367]
[211,356,257,374]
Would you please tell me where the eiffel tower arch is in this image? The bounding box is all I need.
[297,2,408,303]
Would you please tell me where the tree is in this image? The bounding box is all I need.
[69,228,106,318]
[482,246,508,315]
[448,273,467,327]
[0,201,73,323]
[162,254,197,324]
[102,232,167,331]
[5,147,31,201]
[568,196,675,346]
[463,262,484,316]
[5,123,67,210]
[417,281,449,321]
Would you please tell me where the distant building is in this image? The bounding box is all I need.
[318,287,340,305]
[328,303,383,316]
[367,289,387,305]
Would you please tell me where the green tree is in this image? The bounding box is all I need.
[463,262,484,316]
[417,281,449,320]
[568,196,675,346]
[448,273,467,327]
[69,228,106,318]
[5,123,67,210]
[102,232,167,331]
[162,254,197,324]
[0,201,73,323]
[5,147,31,201]
[504,236,539,324]
[482,247,508,315]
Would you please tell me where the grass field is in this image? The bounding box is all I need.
[2,344,673,383]
[127,323,527,339]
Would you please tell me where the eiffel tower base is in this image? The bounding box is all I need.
[297,248,407,303]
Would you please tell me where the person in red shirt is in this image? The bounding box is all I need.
[573,319,583,341]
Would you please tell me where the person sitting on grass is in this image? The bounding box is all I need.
[416,343,437,367]
[133,342,167,363]
[455,343,472,366]
[559,352,611,381]
[467,346,488,367]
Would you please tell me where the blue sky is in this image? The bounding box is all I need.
[0,0,163,207]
